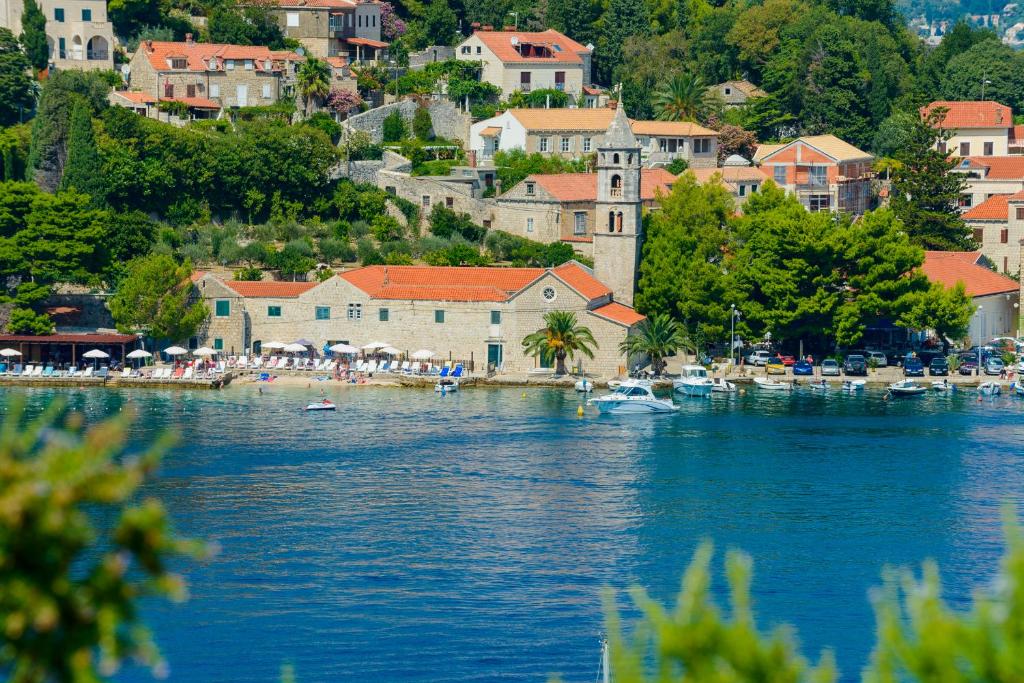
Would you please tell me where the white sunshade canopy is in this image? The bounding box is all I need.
[411,349,434,360]
[283,343,308,353]
[163,346,188,356]
[126,349,153,359]
[82,349,110,359]
[0,348,22,357]
[262,341,287,350]
[193,347,217,356]
[362,341,389,350]
[379,346,400,355]
[329,343,359,354]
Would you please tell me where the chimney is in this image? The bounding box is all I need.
[482,25,493,31]
[494,178,502,196]
[502,25,515,31]
[607,99,618,109]
[145,40,153,51]
[185,32,194,45]
[468,150,476,168]
[470,21,480,31]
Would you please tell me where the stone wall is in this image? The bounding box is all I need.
[343,100,419,144]
[408,46,455,69]
[376,169,495,228]
[425,99,471,145]
[46,293,116,331]
[343,98,471,146]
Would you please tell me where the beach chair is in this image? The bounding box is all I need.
[42,366,54,377]
[171,367,184,379]
[354,360,366,373]
[83,367,94,378]
[121,368,131,377]
[438,365,450,379]
[399,361,410,374]
[31,365,43,376]
[313,359,323,371]
[0,362,6,375]
[182,367,193,380]
[365,360,378,374]
[21,364,34,376]
[95,367,109,379]
[11,363,21,375]
[216,361,226,373]
[451,364,464,378]
[378,361,390,372]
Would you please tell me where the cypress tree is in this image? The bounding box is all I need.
[20,0,47,71]
[59,100,105,206]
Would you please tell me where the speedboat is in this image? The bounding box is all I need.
[1015,382,1024,397]
[574,378,594,392]
[434,379,459,393]
[673,365,714,397]
[304,399,336,411]
[978,381,1001,396]
[808,379,830,392]
[841,379,866,392]
[931,380,954,392]
[589,380,677,414]
[711,377,736,393]
[753,376,792,391]
[887,379,926,397]
[607,380,623,390]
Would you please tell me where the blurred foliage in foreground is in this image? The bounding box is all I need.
[604,509,1024,682]
[0,400,205,682]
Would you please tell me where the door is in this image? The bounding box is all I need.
[236,84,248,107]
[487,344,503,370]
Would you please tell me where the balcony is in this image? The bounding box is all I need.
[609,187,623,198]
[87,50,108,60]
[520,84,531,93]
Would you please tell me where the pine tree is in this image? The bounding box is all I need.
[597,0,650,85]
[19,0,47,71]
[59,100,105,206]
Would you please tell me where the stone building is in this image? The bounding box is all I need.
[921,251,1019,343]
[711,80,767,108]
[267,0,386,62]
[688,161,768,206]
[0,0,113,70]
[754,135,875,214]
[455,28,591,100]
[193,262,644,377]
[921,101,1014,157]
[120,38,287,118]
[962,191,1024,276]
[953,156,1024,212]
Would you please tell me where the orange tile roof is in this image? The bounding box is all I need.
[348,37,388,48]
[961,156,1024,179]
[508,108,615,132]
[140,40,278,73]
[589,301,645,326]
[552,262,611,300]
[921,251,1018,297]
[688,167,768,185]
[223,281,319,297]
[1012,124,1024,143]
[340,265,546,302]
[271,0,356,7]
[921,101,1013,129]
[528,168,676,202]
[963,194,1010,220]
[629,120,718,137]
[472,29,589,64]
[480,126,502,136]
[325,56,347,69]
[160,96,220,109]
[114,91,157,104]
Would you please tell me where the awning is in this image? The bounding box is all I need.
[160,97,221,110]
[347,37,389,48]
[480,126,502,137]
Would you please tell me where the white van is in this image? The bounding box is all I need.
[745,350,773,366]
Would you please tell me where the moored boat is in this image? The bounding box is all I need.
[711,377,736,393]
[753,376,792,391]
[809,379,829,392]
[842,380,866,392]
[673,365,714,397]
[589,380,677,414]
[931,380,953,392]
[575,378,594,392]
[978,381,1001,396]
[887,379,926,397]
[304,399,336,411]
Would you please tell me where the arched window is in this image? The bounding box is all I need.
[612,153,620,164]
[627,153,633,164]
[616,212,623,233]
[608,211,616,232]
[86,36,108,61]
[610,174,622,198]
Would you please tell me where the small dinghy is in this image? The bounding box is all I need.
[841,380,866,392]
[887,379,926,397]
[711,377,736,393]
[305,399,336,411]
[931,380,954,392]
[809,379,830,392]
[575,378,594,392]
[1016,382,1024,397]
[753,376,792,391]
[978,381,1001,396]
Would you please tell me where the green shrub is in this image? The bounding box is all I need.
[666,157,689,175]
[357,188,387,221]
[428,204,486,242]
[350,220,371,239]
[7,307,54,334]
[333,181,360,219]
[234,266,264,281]
[384,251,414,265]
[357,237,383,265]
[413,106,433,141]
[304,112,342,141]
[333,220,351,239]
[424,243,490,266]
[319,237,355,263]
[371,214,403,242]
[382,110,406,143]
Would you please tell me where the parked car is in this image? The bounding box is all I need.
[985,358,1005,376]
[765,357,787,375]
[777,354,796,367]
[929,358,949,376]
[792,359,814,376]
[821,359,841,376]
[867,351,888,368]
[903,358,925,377]
[843,354,868,376]
[745,350,772,366]
[958,358,978,376]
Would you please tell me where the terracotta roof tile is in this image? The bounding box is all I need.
[921,251,1018,297]
[114,91,157,104]
[1012,124,1024,143]
[471,29,589,64]
[508,108,615,132]
[339,265,545,302]
[688,167,768,185]
[348,37,388,48]
[223,281,319,297]
[271,0,356,8]
[963,194,1010,220]
[527,168,676,202]
[552,262,611,300]
[961,156,1024,179]
[630,120,718,137]
[589,301,645,326]
[160,96,220,109]
[754,135,871,163]
[921,101,1013,129]
[0,333,138,344]
[140,41,278,73]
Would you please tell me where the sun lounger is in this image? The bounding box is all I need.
[96,367,109,379]
[41,366,53,377]
[399,361,410,374]
[182,367,193,380]
[121,368,131,377]
[366,360,378,374]
[354,360,365,372]
[438,366,450,379]
[31,365,43,376]
[0,363,7,375]
[21,364,34,376]
[83,367,94,377]
[171,367,184,379]
[378,361,389,372]
[451,364,464,378]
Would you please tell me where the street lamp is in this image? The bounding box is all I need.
[982,77,992,101]
[730,304,741,368]
[977,304,984,376]
[507,11,518,29]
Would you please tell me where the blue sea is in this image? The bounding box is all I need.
[6,384,1024,681]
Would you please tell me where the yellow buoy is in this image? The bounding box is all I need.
[522,392,527,399]
[577,405,585,417]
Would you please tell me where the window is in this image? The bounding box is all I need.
[574,211,587,235]
[54,7,64,21]
[554,71,565,91]
[724,87,732,95]
[461,46,471,54]
[693,138,711,154]
[379,308,389,321]
[244,59,253,70]
[476,46,481,54]
[421,195,431,208]
[490,310,501,325]
[210,84,220,97]
[163,82,174,97]
[435,310,445,323]
[960,141,970,156]
[985,141,994,156]
[262,84,271,99]
[808,194,830,212]
[539,137,549,152]
[937,141,947,154]
[226,59,234,70]
[286,11,299,26]
[520,71,531,92]
[1017,207,1024,220]
[1005,256,1009,272]
[542,286,557,302]
[347,303,362,320]
[215,300,230,317]
[583,136,592,152]
[186,84,196,98]
[58,37,65,58]
[267,305,282,317]
[561,137,571,152]
[526,217,534,232]
[660,138,679,153]
[315,306,330,320]
[170,57,186,69]
[446,196,454,208]
[213,338,224,350]
[739,184,747,197]
[1001,228,1009,244]
[973,227,984,242]
[959,194,973,208]
[808,166,827,187]
[772,166,786,184]
[82,8,91,20]
[525,182,535,196]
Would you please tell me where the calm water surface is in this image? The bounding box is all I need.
[6,384,1024,681]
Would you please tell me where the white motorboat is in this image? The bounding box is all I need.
[808,379,830,392]
[575,378,594,392]
[589,380,677,414]
[711,377,736,393]
[978,381,1001,396]
[887,379,926,397]
[931,380,954,392]
[753,376,792,391]
[434,379,459,393]
[304,399,336,411]
[841,379,866,392]
[607,380,623,390]
[1015,382,1024,397]
[673,365,714,397]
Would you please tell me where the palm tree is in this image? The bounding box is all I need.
[653,73,718,122]
[618,313,689,376]
[296,57,332,117]
[522,311,598,376]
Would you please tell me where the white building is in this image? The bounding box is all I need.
[921,251,1019,344]
[0,0,113,70]
[921,101,1013,157]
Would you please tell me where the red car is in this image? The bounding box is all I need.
[776,355,796,366]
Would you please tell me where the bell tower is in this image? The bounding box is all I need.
[593,105,643,306]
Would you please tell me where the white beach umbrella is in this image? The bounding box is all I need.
[283,343,308,353]
[411,349,434,360]
[0,348,21,357]
[329,343,359,354]
[379,346,400,356]
[361,341,388,350]
[163,346,188,356]
[193,347,217,356]
[82,349,109,359]
[126,349,152,359]
[262,341,286,350]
